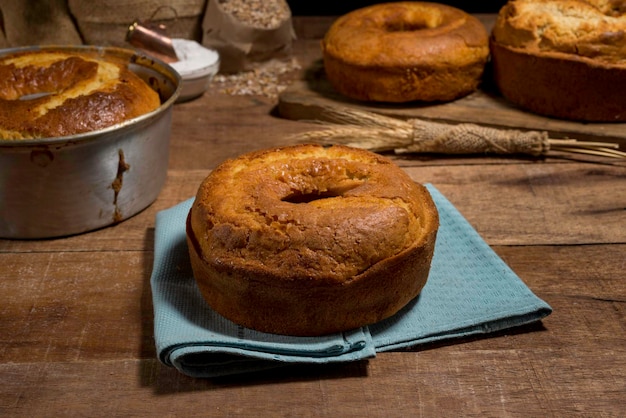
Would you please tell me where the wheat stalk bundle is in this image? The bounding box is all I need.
[291,106,626,159]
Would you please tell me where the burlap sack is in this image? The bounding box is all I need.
[0,0,82,47]
[68,0,207,46]
[202,0,295,73]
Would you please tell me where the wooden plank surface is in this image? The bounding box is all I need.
[1,342,624,417]
[1,14,625,417]
[2,240,624,362]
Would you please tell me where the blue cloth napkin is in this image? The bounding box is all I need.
[151,184,552,378]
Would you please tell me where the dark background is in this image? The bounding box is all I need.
[287,1,507,15]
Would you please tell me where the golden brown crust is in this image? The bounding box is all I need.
[321,2,489,102]
[492,0,626,64]
[187,144,439,336]
[0,50,161,139]
[491,0,626,121]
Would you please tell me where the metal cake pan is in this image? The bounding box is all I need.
[0,45,181,239]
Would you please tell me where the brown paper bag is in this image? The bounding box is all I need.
[201,0,296,73]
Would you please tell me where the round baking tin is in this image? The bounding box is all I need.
[0,45,181,239]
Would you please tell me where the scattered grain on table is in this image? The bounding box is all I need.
[213,57,301,99]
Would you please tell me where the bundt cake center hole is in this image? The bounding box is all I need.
[282,183,361,204]
[282,189,344,204]
[384,19,431,32]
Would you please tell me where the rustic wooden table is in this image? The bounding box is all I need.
[1,16,625,417]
